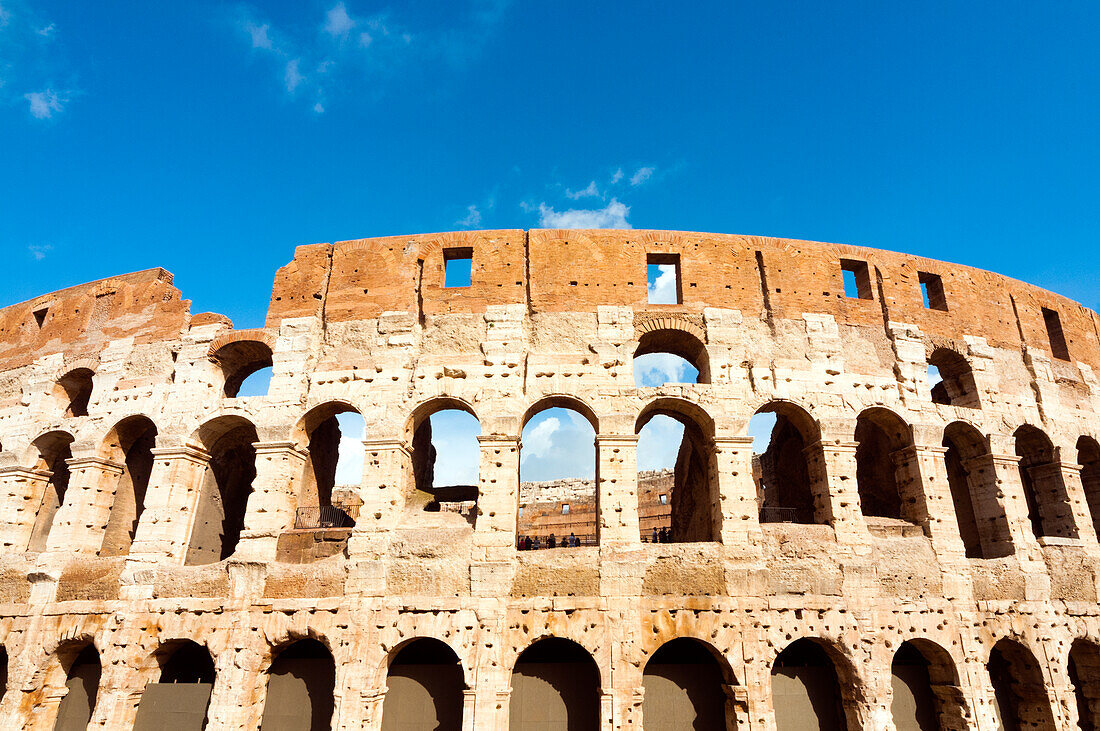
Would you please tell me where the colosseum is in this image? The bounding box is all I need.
[0,228,1098,730]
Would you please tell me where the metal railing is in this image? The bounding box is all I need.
[759,506,802,523]
[294,504,358,530]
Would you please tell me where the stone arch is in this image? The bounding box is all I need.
[522,394,600,434]
[259,637,336,731]
[26,429,76,552]
[636,397,718,543]
[1069,638,1100,731]
[927,348,980,409]
[97,414,158,556]
[209,332,275,398]
[43,639,102,731]
[380,637,466,731]
[942,421,1013,559]
[771,637,864,731]
[987,637,1056,729]
[753,400,825,525]
[406,396,481,514]
[633,320,711,384]
[183,415,259,565]
[510,637,601,731]
[53,366,95,417]
[642,636,736,730]
[1077,436,1100,543]
[133,640,215,730]
[854,407,917,524]
[890,639,969,731]
[290,401,363,527]
[1014,424,1077,539]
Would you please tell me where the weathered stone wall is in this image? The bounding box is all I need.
[0,229,1098,729]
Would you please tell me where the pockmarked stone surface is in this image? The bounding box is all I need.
[0,229,1098,729]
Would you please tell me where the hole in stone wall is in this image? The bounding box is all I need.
[854,409,915,525]
[519,406,595,549]
[54,645,101,731]
[213,340,273,398]
[510,638,599,731]
[33,306,48,328]
[1078,437,1100,542]
[295,406,364,530]
[99,416,158,557]
[633,327,708,384]
[260,640,335,731]
[1069,639,1100,731]
[928,349,980,408]
[647,253,681,305]
[918,271,948,311]
[381,639,464,731]
[56,368,94,417]
[411,407,480,522]
[1015,425,1077,540]
[987,639,1056,730]
[771,639,848,731]
[236,366,273,397]
[1042,307,1070,361]
[444,247,473,288]
[840,259,872,300]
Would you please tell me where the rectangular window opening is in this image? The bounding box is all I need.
[647,253,681,304]
[918,271,948,311]
[658,493,668,505]
[1042,307,1071,360]
[561,504,570,515]
[840,259,872,300]
[444,247,473,288]
[32,307,48,328]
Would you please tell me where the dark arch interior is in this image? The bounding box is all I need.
[185,421,259,565]
[928,349,980,408]
[635,328,711,384]
[890,643,940,731]
[381,639,464,731]
[100,417,158,557]
[1078,437,1100,542]
[1070,640,1100,731]
[643,639,728,730]
[988,640,1055,730]
[261,640,335,731]
[54,645,101,731]
[771,639,848,731]
[58,368,94,417]
[510,639,599,731]
[27,431,75,552]
[1015,426,1077,539]
[214,340,274,398]
[133,641,216,731]
[755,405,819,525]
[161,641,216,684]
[855,411,911,522]
[0,646,7,703]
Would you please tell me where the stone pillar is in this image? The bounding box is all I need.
[361,687,387,730]
[472,687,510,731]
[235,441,309,562]
[0,466,51,551]
[596,434,641,547]
[1028,461,1081,540]
[808,440,872,550]
[357,439,412,534]
[722,683,749,731]
[126,445,211,565]
[461,689,477,731]
[600,690,615,731]
[712,435,762,547]
[207,646,264,731]
[985,453,1044,558]
[471,435,520,595]
[1059,460,1100,548]
[43,456,125,555]
[894,445,970,560]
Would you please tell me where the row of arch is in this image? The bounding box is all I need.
[10,631,1100,729]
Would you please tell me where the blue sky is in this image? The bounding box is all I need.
[4,1,1097,481]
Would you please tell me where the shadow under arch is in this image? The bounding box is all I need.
[891,638,969,731]
[49,639,102,731]
[771,637,864,731]
[752,400,824,525]
[97,414,158,557]
[634,326,711,384]
[642,636,736,730]
[510,637,601,731]
[942,421,1013,559]
[854,406,917,524]
[987,637,1056,730]
[133,640,216,731]
[380,637,466,731]
[1014,424,1077,539]
[26,429,76,552]
[1069,638,1100,731]
[1077,436,1100,542]
[260,637,335,731]
[636,397,718,543]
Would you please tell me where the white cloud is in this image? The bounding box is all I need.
[359,31,373,47]
[324,3,355,37]
[647,263,677,303]
[566,181,599,199]
[458,204,481,227]
[313,102,325,113]
[284,59,304,92]
[630,166,655,186]
[335,436,365,485]
[36,23,55,37]
[0,3,9,27]
[634,352,694,387]
[538,198,630,229]
[522,416,559,462]
[637,414,685,471]
[28,243,51,261]
[245,21,272,49]
[24,89,66,119]
[610,168,624,184]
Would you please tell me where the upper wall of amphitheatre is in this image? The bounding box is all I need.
[1,229,1097,383]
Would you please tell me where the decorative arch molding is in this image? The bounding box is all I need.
[206,329,276,360]
[522,393,600,433]
[633,312,706,343]
[53,355,99,382]
[409,231,488,262]
[372,635,472,691]
[505,633,608,689]
[290,398,364,447]
[260,627,337,665]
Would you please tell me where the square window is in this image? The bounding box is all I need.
[561,504,570,515]
[647,253,681,304]
[444,247,473,288]
[1042,307,1071,360]
[840,259,872,299]
[659,494,667,505]
[918,272,948,311]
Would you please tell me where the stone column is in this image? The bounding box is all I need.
[600,690,615,731]
[712,435,762,547]
[472,435,520,595]
[126,445,211,565]
[356,439,412,534]
[894,445,970,560]
[808,440,872,550]
[1059,460,1100,547]
[596,434,641,547]
[235,441,309,562]
[0,465,51,551]
[459,689,477,731]
[43,456,125,555]
[1028,461,1082,540]
[471,687,510,731]
[360,687,387,730]
[985,453,1044,557]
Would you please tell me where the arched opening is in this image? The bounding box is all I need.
[381,638,464,731]
[942,422,1013,559]
[408,400,481,520]
[133,641,215,731]
[294,404,364,529]
[636,399,718,544]
[855,409,916,524]
[99,416,158,556]
[260,639,335,731]
[56,368,95,417]
[27,430,75,552]
[987,638,1056,729]
[212,340,273,398]
[519,401,597,549]
[642,637,731,730]
[510,638,599,731]
[634,328,710,385]
[891,640,966,731]
[184,417,258,565]
[1069,639,1100,731]
[1078,437,1100,541]
[1015,425,1077,539]
[771,639,850,731]
[751,403,822,524]
[927,349,980,409]
[54,644,101,731]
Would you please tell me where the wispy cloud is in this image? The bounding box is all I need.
[0,4,10,27]
[630,166,654,186]
[647,263,677,303]
[24,89,67,119]
[244,21,272,49]
[538,199,631,229]
[324,3,356,37]
[284,59,304,92]
[35,22,54,37]
[610,168,624,184]
[28,243,52,261]
[565,181,600,199]
[458,204,482,227]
